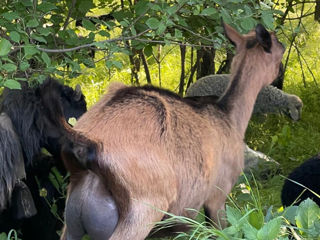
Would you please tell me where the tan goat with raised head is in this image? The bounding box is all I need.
[42,23,284,240]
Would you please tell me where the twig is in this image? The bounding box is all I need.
[37,29,150,53]
[293,43,318,87]
[63,0,76,30]
[135,38,215,48]
[176,25,216,44]
[285,11,315,20]
[283,2,305,79]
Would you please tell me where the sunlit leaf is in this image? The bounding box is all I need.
[4,79,21,89]
[9,31,20,43]
[146,18,160,30]
[0,38,12,56]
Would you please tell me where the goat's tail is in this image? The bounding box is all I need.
[39,78,99,172]
[0,113,25,212]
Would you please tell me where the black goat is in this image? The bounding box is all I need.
[281,154,320,207]
[0,78,87,240]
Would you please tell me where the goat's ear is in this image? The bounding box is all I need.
[255,24,272,53]
[223,23,243,49]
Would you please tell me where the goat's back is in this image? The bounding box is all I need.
[72,83,240,216]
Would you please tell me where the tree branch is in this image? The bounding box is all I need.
[36,29,150,53]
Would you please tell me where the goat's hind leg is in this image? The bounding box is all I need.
[109,199,168,240]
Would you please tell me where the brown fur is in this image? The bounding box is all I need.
[60,23,284,240]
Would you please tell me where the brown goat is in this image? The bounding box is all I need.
[55,23,284,240]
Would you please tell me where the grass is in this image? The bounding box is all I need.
[245,80,320,209]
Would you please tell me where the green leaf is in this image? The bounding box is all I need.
[82,19,96,31]
[200,7,218,16]
[0,38,12,56]
[0,232,7,240]
[50,202,58,216]
[31,33,47,43]
[226,206,242,226]
[82,58,95,68]
[240,17,256,32]
[38,2,57,12]
[156,23,166,35]
[119,20,129,27]
[4,79,21,89]
[135,0,149,16]
[37,27,52,36]
[21,0,33,7]
[146,18,160,30]
[130,26,137,36]
[1,12,20,21]
[256,217,282,240]
[174,29,183,39]
[24,45,40,59]
[51,167,64,186]
[98,30,110,37]
[243,221,258,239]
[65,58,81,73]
[9,31,20,43]
[81,235,91,240]
[150,4,162,11]
[106,60,122,69]
[2,63,17,72]
[77,0,95,14]
[26,19,39,28]
[248,210,264,229]
[296,198,320,235]
[113,61,122,69]
[19,61,30,71]
[144,45,153,57]
[221,8,232,24]
[283,205,298,225]
[261,11,274,30]
[41,52,51,66]
[49,172,60,192]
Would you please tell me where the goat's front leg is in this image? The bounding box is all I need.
[203,181,234,229]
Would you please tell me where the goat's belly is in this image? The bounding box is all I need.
[65,173,118,240]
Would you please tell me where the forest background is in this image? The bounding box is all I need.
[0,0,320,239]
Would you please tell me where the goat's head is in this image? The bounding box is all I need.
[61,84,87,121]
[38,78,87,155]
[224,23,285,87]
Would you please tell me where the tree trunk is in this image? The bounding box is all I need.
[196,48,215,79]
[178,45,186,96]
[129,48,140,85]
[216,51,234,74]
[139,50,151,84]
[315,0,320,22]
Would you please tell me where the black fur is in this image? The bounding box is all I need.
[107,85,222,112]
[281,154,320,207]
[0,78,86,164]
[246,39,258,49]
[0,113,24,211]
[217,61,244,112]
[0,78,87,240]
[255,24,272,53]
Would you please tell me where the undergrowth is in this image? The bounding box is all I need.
[153,176,320,240]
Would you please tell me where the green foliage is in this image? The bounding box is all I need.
[155,177,320,239]
[0,0,279,88]
[0,230,20,240]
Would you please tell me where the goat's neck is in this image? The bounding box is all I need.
[218,55,265,137]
